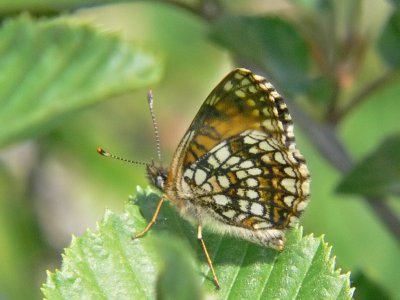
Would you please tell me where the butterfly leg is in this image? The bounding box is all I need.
[133,196,165,239]
[197,224,220,289]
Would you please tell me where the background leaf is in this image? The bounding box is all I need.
[351,271,391,300]
[0,1,123,14]
[0,15,160,147]
[378,8,400,68]
[210,16,312,94]
[43,188,354,299]
[337,134,400,196]
[0,161,45,300]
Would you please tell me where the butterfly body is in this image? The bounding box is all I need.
[146,68,310,251]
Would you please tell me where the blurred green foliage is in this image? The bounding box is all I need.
[337,134,400,197]
[0,1,399,299]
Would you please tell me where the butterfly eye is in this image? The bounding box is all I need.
[156,175,165,189]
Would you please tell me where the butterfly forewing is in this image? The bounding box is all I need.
[182,69,294,165]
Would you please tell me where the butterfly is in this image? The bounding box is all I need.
[98,68,310,289]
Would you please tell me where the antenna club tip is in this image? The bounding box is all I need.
[97,147,109,156]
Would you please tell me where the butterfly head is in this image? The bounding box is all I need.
[146,162,168,192]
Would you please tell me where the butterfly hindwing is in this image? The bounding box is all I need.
[182,129,309,230]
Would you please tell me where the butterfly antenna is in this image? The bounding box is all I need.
[147,90,162,162]
[97,147,148,166]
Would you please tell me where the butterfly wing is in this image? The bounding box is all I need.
[183,129,309,228]
[175,68,295,167]
[166,68,309,234]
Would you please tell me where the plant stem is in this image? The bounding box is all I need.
[332,70,399,123]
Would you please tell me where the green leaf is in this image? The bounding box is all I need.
[155,234,203,300]
[43,188,354,299]
[352,271,392,300]
[0,15,161,148]
[0,1,124,14]
[337,134,400,196]
[210,16,312,94]
[0,164,44,299]
[378,8,400,69]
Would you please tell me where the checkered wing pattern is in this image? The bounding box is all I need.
[167,68,310,240]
